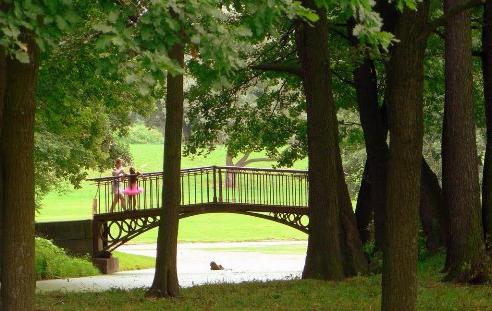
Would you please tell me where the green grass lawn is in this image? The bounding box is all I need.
[37,144,308,243]
[36,255,492,311]
[113,251,156,271]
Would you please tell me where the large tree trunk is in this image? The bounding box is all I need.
[0,31,38,311]
[442,0,489,283]
[482,1,492,247]
[382,2,429,310]
[0,44,5,287]
[296,0,344,280]
[147,40,184,297]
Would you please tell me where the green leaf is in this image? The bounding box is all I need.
[55,16,68,30]
[14,50,30,63]
[93,23,115,34]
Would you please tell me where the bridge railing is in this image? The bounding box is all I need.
[88,166,308,215]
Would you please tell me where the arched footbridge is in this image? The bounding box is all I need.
[89,166,309,256]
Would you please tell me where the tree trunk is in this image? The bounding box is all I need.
[420,159,446,253]
[355,162,372,244]
[352,8,446,255]
[0,31,38,311]
[353,57,388,251]
[336,151,369,276]
[147,39,184,297]
[482,1,492,247]
[442,0,489,283]
[296,0,345,280]
[382,2,429,310]
[0,44,6,286]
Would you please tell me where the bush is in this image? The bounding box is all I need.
[124,124,163,144]
[35,237,99,280]
[363,228,432,274]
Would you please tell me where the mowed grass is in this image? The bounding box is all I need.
[37,144,308,243]
[113,251,156,271]
[36,255,492,311]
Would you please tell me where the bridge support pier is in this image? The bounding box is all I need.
[92,220,119,274]
[92,256,119,274]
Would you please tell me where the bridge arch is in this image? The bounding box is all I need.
[96,210,309,253]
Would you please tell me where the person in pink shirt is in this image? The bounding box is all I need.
[123,167,143,210]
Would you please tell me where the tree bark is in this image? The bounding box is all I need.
[296,0,345,280]
[0,44,6,286]
[482,1,492,247]
[382,2,429,310]
[0,31,38,311]
[355,162,372,244]
[442,0,489,283]
[147,39,184,297]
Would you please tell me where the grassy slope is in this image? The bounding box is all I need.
[37,144,308,242]
[36,255,492,311]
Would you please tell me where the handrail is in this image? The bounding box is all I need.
[87,165,307,182]
[89,165,309,215]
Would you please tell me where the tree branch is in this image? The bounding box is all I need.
[235,152,251,167]
[242,157,272,166]
[427,0,486,32]
[250,63,302,76]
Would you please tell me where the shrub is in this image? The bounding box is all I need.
[35,237,99,280]
[124,124,163,144]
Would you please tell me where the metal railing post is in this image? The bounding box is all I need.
[212,166,217,203]
[218,167,223,203]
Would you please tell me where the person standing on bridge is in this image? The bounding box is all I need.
[110,158,126,212]
[123,167,143,210]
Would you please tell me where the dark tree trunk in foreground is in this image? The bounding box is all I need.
[297,0,367,280]
[0,45,5,286]
[482,1,492,247]
[296,0,345,280]
[382,2,429,310]
[0,31,38,311]
[147,41,184,297]
[443,0,489,282]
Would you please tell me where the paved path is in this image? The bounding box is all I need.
[36,241,307,292]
